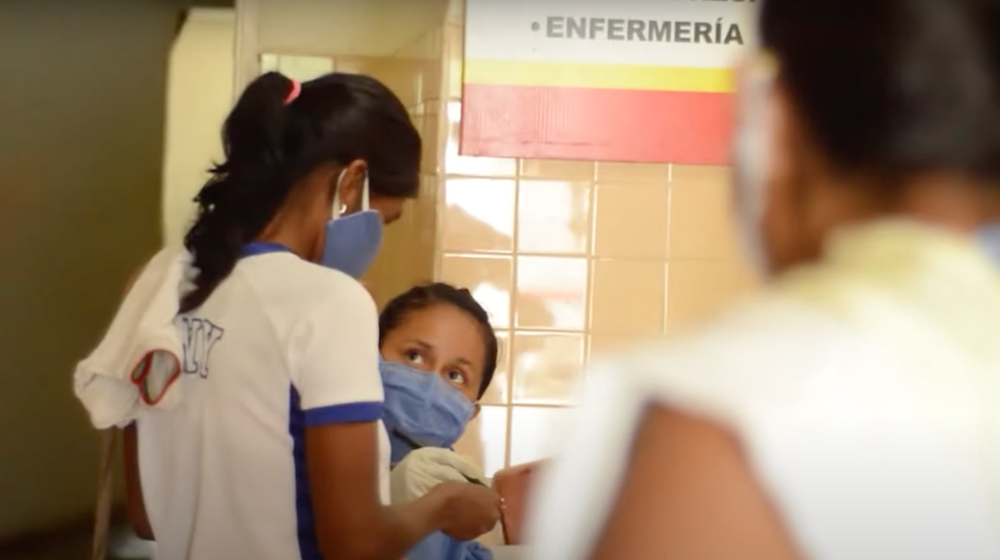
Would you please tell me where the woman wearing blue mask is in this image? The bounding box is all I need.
[377,282,498,465]
[376,283,505,560]
[118,72,500,560]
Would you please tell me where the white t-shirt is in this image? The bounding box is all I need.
[136,244,390,560]
[528,221,1000,560]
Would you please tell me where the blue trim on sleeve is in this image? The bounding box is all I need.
[303,401,383,427]
[289,394,383,560]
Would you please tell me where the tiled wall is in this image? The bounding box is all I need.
[261,10,759,478]
[437,13,760,476]
[358,29,447,309]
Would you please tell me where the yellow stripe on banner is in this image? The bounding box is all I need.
[464,59,734,93]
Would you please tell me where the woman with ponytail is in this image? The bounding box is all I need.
[120,72,500,560]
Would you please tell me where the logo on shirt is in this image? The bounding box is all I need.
[180,317,225,378]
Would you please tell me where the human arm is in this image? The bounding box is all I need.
[525,357,802,560]
[299,278,499,560]
[387,449,500,560]
[119,265,154,540]
[123,423,154,540]
[390,447,490,505]
[306,422,472,560]
[587,407,802,560]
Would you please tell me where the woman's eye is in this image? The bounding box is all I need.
[405,350,423,364]
[446,370,467,385]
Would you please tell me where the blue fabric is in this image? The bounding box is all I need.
[240,241,293,257]
[380,359,475,460]
[303,401,382,426]
[289,388,322,560]
[408,531,494,560]
[388,426,419,466]
[320,209,383,278]
[380,361,488,559]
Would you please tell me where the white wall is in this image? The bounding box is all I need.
[162,8,236,247]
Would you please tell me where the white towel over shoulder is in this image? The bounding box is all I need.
[74,247,191,429]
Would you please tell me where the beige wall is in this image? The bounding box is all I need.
[0,0,177,539]
[257,0,448,59]
[436,7,761,476]
[162,8,236,247]
[362,28,446,308]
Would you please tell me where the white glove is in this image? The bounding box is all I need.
[389,447,487,505]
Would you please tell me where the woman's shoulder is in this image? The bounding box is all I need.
[292,265,377,330]
[587,294,880,427]
[293,261,373,307]
[237,256,377,332]
[242,255,374,306]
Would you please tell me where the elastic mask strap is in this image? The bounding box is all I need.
[331,169,370,218]
[332,170,346,219]
[361,175,370,211]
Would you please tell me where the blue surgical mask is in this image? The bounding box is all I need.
[319,170,383,278]
[733,51,779,274]
[380,359,476,465]
[979,225,1000,265]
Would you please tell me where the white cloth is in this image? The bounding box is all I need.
[74,247,189,429]
[135,249,390,560]
[390,447,486,505]
[389,447,509,549]
[528,220,1000,560]
[489,545,527,560]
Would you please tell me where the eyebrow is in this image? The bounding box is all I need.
[405,339,475,369]
[405,339,433,350]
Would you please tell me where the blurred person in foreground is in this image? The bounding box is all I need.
[526,1,1000,559]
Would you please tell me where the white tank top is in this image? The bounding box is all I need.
[528,220,1000,560]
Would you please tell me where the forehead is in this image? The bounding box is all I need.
[389,304,486,363]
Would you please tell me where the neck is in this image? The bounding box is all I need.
[815,172,1000,237]
[896,174,1000,232]
[257,209,320,262]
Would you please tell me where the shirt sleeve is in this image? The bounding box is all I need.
[525,363,649,560]
[289,274,383,427]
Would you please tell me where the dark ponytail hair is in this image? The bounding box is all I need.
[379,283,499,399]
[760,0,1000,184]
[180,72,421,312]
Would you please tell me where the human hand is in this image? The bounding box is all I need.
[432,481,503,541]
[391,448,488,505]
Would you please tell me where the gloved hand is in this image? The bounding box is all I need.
[390,447,487,505]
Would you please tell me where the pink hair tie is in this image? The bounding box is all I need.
[283,80,301,105]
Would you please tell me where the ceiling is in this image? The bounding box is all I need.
[259,0,450,57]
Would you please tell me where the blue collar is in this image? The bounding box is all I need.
[240,242,294,258]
